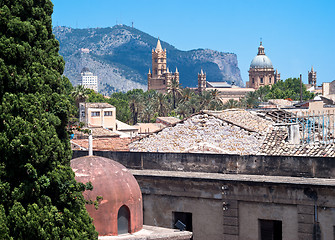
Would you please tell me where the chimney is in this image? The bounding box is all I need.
[88,130,93,156]
[287,124,300,144]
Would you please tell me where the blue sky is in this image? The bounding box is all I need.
[52,0,335,86]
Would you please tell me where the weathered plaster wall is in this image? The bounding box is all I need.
[239,202,298,240]
[133,172,335,240]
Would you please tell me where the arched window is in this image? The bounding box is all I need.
[117,205,130,235]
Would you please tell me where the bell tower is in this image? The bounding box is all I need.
[198,69,206,93]
[308,66,317,88]
[151,38,166,78]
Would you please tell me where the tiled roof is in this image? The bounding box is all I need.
[130,113,264,155]
[71,137,132,151]
[259,125,335,157]
[206,109,273,135]
[156,116,181,125]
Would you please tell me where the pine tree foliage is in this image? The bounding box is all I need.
[0,0,97,239]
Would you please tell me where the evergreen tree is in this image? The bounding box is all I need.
[0,0,97,239]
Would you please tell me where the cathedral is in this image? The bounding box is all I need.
[147,39,179,92]
[247,41,280,89]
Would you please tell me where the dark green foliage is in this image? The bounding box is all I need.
[241,78,315,108]
[266,78,314,101]
[85,86,224,123]
[0,0,97,239]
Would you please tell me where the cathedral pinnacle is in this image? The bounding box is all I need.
[155,38,163,52]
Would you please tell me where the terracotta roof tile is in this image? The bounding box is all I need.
[71,137,133,151]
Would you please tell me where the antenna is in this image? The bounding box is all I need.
[260,37,263,45]
[132,21,134,28]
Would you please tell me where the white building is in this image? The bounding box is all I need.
[81,67,98,92]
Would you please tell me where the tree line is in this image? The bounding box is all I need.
[71,77,315,125]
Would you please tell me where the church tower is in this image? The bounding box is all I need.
[308,66,317,88]
[148,39,179,92]
[151,38,166,78]
[198,69,206,93]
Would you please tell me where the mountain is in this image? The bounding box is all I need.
[53,25,243,94]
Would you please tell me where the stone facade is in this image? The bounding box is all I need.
[132,170,335,240]
[247,42,280,89]
[147,39,179,93]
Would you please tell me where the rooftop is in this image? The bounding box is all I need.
[206,81,232,88]
[71,137,132,151]
[131,170,335,187]
[156,116,181,125]
[99,225,192,240]
[135,123,166,134]
[80,102,115,109]
[72,127,119,139]
[130,112,265,155]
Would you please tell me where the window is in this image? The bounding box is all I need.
[104,111,113,116]
[91,111,100,117]
[259,219,282,240]
[155,69,158,75]
[163,80,166,85]
[260,77,264,84]
[252,78,255,84]
[269,77,272,83]
[173,212,192,231]
[118,205,130,235]
[154,58,157,63]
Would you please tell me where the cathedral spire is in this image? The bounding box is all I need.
[175,67,178,73]
[155,38,163,52]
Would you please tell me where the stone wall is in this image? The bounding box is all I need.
[133,171,335,240]
[73,151,335,178]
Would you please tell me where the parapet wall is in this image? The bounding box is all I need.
[72,151,335,178]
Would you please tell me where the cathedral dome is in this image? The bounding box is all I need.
[250,42,273,69]
[71,156,143,236]
[250,55,273,69]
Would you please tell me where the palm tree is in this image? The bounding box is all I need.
[224,99,239,109]
[167,78,182,109]
[176,103,189,119]
[141,104,155,123]
[188,95,200,114]
[244,91,259,108]
[199,91,214,110]
[257,86,270,102]
[156,93,169,116]
[71,85,91,108]
[210,89,219,99]
[129,94,144,124]
[180,87,194,103]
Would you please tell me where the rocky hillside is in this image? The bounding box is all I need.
[53,25,243,94]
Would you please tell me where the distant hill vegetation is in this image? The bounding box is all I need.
[53,25,243,94]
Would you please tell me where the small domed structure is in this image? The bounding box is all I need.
[71,156,143,236]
